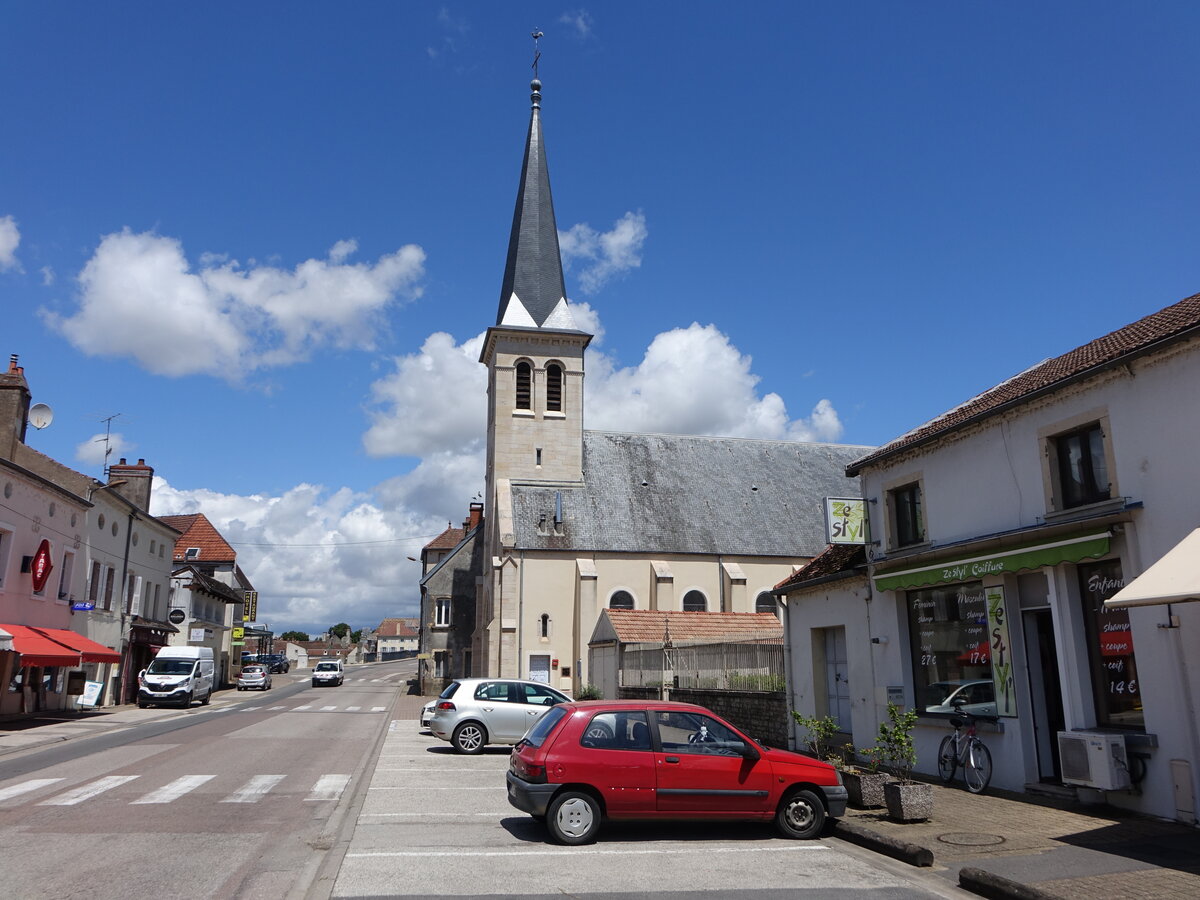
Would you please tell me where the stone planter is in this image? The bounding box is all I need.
[883,780,933,822]
[843,770,891,809]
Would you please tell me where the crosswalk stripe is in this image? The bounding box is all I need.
[268,706,286,710]
[0,778,64,802]
[245,706,262,711]
[221,775,285,803]
[132,775,216,804]
[294,705,312,710]
[39,775,139,806]
[305,775,350,802]
[320,705,337,711]
[346,706,361,711]
[371,706,386,712]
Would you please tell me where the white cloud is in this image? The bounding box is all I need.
[150,475,464,636]
[40,266,55,286]
[559,10,594,39]
[43,230,425,380]
[363,331,487,458]
[75,431,136,467]
[0,215,20,272]
[584,322,844,442]
[559,211,646,295]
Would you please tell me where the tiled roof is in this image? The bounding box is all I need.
[600,610,783,645]
[160,513,236,563]
[376,617,419,638]
[510,432,870,556]
[774,544,867,593]
[849,292,1200,474]
[424,526,466,551]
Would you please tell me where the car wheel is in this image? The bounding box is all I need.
[183,692,193,708]
[775,788,826,839]
[137,699,148,709]
[547,791,601,845]
[452,721,487,754]
[201,692,211,705]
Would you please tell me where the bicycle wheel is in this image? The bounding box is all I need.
[963,738,993,793]
[937,735,958,783]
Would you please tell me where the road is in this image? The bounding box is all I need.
[0,658,416,900]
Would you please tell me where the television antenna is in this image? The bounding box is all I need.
[95,413,121,477]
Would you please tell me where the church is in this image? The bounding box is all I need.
[422,74,871,696]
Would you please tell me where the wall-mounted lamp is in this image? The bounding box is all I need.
[870,636,888,645]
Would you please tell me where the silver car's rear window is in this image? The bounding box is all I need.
[439,681,461,700]
[522,706,568,748]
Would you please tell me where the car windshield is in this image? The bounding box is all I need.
[242,666,265,674]
[522,706,568,748]
[315,663,338,671]
[146,659,195,676]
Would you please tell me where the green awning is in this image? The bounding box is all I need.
[873,532,1110,592]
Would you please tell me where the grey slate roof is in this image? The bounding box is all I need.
[496,81,568,328]
[509,431,873,556]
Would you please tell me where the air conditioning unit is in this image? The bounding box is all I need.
[1057,731,1131,790]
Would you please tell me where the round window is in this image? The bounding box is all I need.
[3,481,12,499]
[49,502,56,517]
[132,532,139,547]
[111,521,118,537]
[71,513,78,527]
[97,513,106,529]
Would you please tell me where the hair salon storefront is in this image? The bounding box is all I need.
[873,526,1150,799]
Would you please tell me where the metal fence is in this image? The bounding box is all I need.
[619,639,785,692]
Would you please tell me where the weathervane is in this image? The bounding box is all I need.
[531,30,543,79]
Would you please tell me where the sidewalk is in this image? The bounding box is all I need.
[836,781,1200,899]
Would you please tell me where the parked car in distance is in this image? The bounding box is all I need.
[262,653,290,674]
[311,660,344,687]
[237,664,272,691]
[921,680,997,716]
[507,700,847,845]
[429,678,569,754]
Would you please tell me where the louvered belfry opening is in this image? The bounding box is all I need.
[515,361,532,410]
[546,363,563,412]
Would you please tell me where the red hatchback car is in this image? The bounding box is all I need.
[507,700,847,845]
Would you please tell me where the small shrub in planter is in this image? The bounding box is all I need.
[791,712,842,765]
[876,703,933,822]
[842,745,891,809]
[575,683,603,700]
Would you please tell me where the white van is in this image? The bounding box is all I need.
[138,646,215,708]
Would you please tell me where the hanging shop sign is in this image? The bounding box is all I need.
[874,531,1111,592]
[824,498,868,545]
[30,539,54,593]
[985,586,1017,717]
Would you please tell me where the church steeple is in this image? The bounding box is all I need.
[495,77,578,331]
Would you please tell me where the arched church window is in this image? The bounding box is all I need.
[515,361,532,410]
[755,591,779,617]
[538,613,551,637]
[682,590,707,612]
[546,363,563,412]
[609,590,634,610]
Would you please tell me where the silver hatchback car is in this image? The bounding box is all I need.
[429,678,569,754]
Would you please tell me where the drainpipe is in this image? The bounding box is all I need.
[779,595,795,751]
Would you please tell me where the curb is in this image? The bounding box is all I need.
[959,866,1062,900]
[831,819,934,867]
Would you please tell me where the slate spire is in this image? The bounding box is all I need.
[495,77,577,330]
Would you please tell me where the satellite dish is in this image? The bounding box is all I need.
[28,403,54,430]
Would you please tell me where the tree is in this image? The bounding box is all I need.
[279,630,309,642]
[351,629,362,643]
[329,622,350,639]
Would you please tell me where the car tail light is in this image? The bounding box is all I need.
[437,701,456,711]
[514,759,546,783]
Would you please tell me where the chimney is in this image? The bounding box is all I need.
[0,353,32,460]
[464,501,484,531]
[106,457,155,511]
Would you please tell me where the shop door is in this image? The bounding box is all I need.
[1023,609,1065,781]
[824,628,851,732]
[528,654,551,684]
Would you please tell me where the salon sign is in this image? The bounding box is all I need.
[986,586,1017,717]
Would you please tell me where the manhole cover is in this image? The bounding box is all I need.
[937,832,1006,847]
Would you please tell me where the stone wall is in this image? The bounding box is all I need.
[617,687,790,749]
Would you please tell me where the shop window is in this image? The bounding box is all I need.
[682,590,707,612]
[889,482,924,547]
[546,363,563,412]
[434,598,452,627]
[515,361,532,410]
[1053,423,1111,509]
[907,580,998,716]
[609,590,634,610]
[1078,559,1142,729]
[755,591,778,617]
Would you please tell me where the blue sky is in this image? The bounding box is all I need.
[3,3,1198,635]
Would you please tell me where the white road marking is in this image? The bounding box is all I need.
[39,775,139,806]
[370,786,501,790]
[221,775,286,803]
[371,706,386,712]
[131,775,216,804]
[268,706,286,710]
[0,778,64,802]
[294,705,312,710]
[320,705,338,711]
[305,775,351,801]
[347,845,832,858]
[244,706,262,711]
[345,706,361,711]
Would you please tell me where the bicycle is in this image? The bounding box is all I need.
[937,705,994,793]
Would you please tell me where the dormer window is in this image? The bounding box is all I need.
[515,361,532,410]
[185,547,201,560]
[546,363,563,412]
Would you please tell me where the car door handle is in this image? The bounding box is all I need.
[664,756,680,764]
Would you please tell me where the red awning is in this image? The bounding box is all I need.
[0,624,81,667]
[31,627,121,664]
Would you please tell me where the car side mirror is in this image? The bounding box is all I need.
[735,741,760,761]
